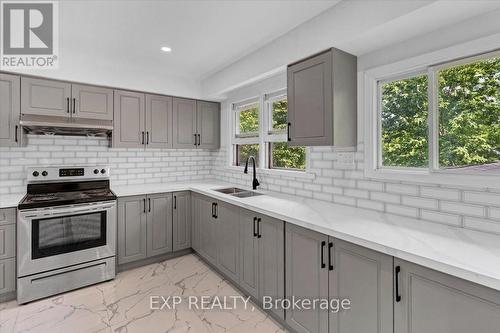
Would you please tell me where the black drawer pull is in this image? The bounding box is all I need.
[141,131,145,144]
[66,97,70,113]
[174,196,177,209]
[143,198,146,213]
[395,265,402,302]
[328,242,334,270]
[287,122,291,142]
[253,217,257,237]
[73,98,76,114]
[321,241,326,269]
[257,218,262,238]
[194,134,197,146]
[148,198,151,212]
[15,125,18,143]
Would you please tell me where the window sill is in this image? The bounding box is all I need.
[226,166,316,180]
[365,167,500,190]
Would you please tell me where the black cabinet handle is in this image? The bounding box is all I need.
[321,241,326,269]
[287,122,291,142]
[174,196,177,209]
[253,217,257,237]
[194,134,197,146]
[15,125,18,143]
[143,198,146,213]
[146,131,149,145]
[66,97,70,113]
[257,218,262,238]
[72,98,76,114]
[395,265,402,302]
[211,202,215,218]
[328,242,334,270]
[197,134,201,146]
[141,131,145,144]
[148,198,151,212]
[214,203,218,219]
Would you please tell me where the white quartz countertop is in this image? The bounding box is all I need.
[113,181,500,292]
[0,193,25,209]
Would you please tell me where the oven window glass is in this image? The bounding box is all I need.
[32,211,106,259]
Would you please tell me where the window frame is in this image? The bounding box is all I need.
[365,48,500,189]
[230,89,310,175]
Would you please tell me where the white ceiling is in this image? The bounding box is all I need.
[59,0,338,80]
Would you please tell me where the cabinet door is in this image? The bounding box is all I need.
[394,259,500,333]
[287,50,332,146]
[172,97,197,148]
[72,84,113,120]
[113,90,145,148]
[285,223,329,333]
[146,193,173,257]
[258,215,284,320]
[0,74,21,146]
[21,77,71,117]
[239,209,259,299]
[0,258,15,296]
[329,238,393,333]
[118,195,147,264]
[173,191,191,251]
[196,101,220,149]
[198,196,217,265]
[191,193,201,252]
[216,201,239,282]
[146,94,173,148]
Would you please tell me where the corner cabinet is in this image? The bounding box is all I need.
[173,98,220,149]
[394,259,500,333]
[117,193,173,265]
[0,73,23,147]
[287,48,357,147]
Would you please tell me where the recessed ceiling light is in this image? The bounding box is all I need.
[161,46,172,53]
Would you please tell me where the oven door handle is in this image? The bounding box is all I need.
[20,202,116,218]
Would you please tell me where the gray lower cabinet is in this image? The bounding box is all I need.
[72,84,113,120]
[394,258,500,333]
[173,191,191,251]
[286,223,329,333]
[191,193,202,252]
[146,193,173,257]
[287,48,357,147]
[0,208,16,300]
[329,239,393,333]
[239,209,285,319]
[197,195,218,265]
[118,195,148,264]
[118,193,173,265]
[216,201,240,282]
[0,73,22,147]
[113,90,146,148]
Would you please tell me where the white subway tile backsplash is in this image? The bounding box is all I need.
[420,187,461,201]
[463,217,500,234]
[420,210,461,227]
[463,191,500,207]
[402,196,438,210]
[440,202,485,217]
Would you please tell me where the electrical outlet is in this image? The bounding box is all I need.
[336,152,355,169]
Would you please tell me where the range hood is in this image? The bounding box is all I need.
[20,115,113,137]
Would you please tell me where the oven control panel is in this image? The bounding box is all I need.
[27,166,110,182]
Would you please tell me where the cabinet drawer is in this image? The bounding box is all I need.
[0,258,15,295]
[0,224,15,260]
[0,208,16,225]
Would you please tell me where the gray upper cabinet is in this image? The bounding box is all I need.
[0,73,22,146]
[285,223,329,333]
[146,94,173,148]
[21,77,71,117]
[216,201,240,283]
[394,259,500,333]
[72,84,113,120]
[113,90,145,148]
[287,48,357,147]
[173,97,220,149]
[173,97,197,148]
[173,191,191,251]
[239,209,259,299]
[146,193,173,257]
[197,101,220,149]
[329,239,393,333]
[117,195,147,265]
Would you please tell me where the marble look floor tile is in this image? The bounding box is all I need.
[0,254,286,333]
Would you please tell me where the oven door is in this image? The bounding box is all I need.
[17,201,116,277]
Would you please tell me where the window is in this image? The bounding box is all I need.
[231,91,307,171]
[371,50,500,184]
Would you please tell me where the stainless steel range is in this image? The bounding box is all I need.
[17,166,116,304]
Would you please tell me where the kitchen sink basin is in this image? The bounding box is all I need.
[214,187,247,194]
[231,191,263,198]
[213,187,263,198]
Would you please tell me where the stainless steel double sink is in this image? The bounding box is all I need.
[214,187,263,198]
